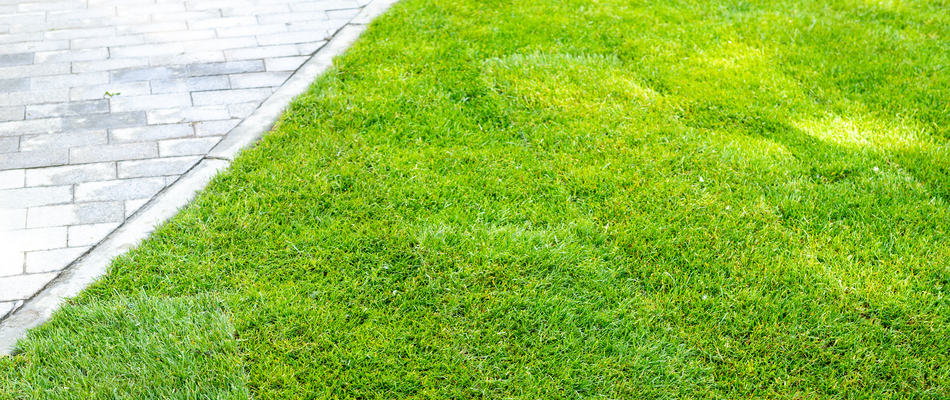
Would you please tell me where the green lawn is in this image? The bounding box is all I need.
[3,0,950,397]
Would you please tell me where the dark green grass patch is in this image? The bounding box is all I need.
[3,0,950,398]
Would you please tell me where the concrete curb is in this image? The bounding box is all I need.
[0,0,396,356]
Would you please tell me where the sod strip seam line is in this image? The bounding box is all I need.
[0,0,396,356]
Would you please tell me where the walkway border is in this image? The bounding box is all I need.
[0,0,399,355]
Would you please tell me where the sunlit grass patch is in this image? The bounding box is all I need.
[794,115,929,150]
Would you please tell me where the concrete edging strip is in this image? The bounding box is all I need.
[0,0,394,355]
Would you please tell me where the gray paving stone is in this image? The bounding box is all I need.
[228,102,259,119]
[33,48,109,63]
[187,0,255,11]
[110,66,187,83]
[111,43,186,59]
[297,41,327,55]
[164,175,181,186]
[63,111,146,131]
[0,227,67,253]
[19,1,87,13]
[0,150,69,170]
[25,247,90,274]
[75,177,165,202]
[0,118,62,137]
[327,8,360,19]
[25,100,109,119]
[0,78,29,93]
[117,156,200,179]
[187,16,256,30]
[116,2,184,15]
[264,56,311,72]
[69,82,151,101]
[70,35,145,50]
[148,51,227,67]
[146,106,230,124]
[25,162,115,187]
[47,8,116,22]
[111,124,194,143]
[0,90,69,107]
[153,11,222,23]
[69,142,157,164]
[7,17,143,34]
[143,29,216,44]
[258,11,330,24]
[115,21,187,35]
[0,209,26,231]
[0,137,17,153]
[194,119,241,137]
[257,31,329,46]
[71,0,136,5]
[67,222,120,247]
[43,26,115,41]
[192,88,272,106]
[187,60,265,77]
[224,45,300,62]
[27,202,124,228]
[229,72,292,89]
[158,137,221,157]
[0,107,23,123]
[150,76,230,94]
[0,186,72,210]
[96,0,167,7]
[0,40,70,54]
[19,131,108,152]
[0,272,60,301]
[70,57,149,73]
[186,37,259,53]
[216,23,287,38]
[0,301,14,318]
[0,32,44,45]
[286,19,350,32]
[110,94,193,113]
[30,72,110,91]
[0,169,23,189]
[290,0,360,11]
[0,53,32,68]
[0,12,46,25]
[221,4,291,17]
[0,252,23,278]
[124,198,149,217]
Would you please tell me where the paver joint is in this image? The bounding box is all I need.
[0,0,376,320]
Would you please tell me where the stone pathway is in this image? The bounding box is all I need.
[0,0,374,320]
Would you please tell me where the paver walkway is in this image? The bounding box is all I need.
[0,0,370,320]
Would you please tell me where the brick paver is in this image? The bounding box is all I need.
[0,0,367,317]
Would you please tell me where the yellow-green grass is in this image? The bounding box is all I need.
[3,0,950,398]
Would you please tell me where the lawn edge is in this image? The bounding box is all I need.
[0,0,395,356]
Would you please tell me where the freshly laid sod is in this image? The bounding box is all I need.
[3,0,950,397]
